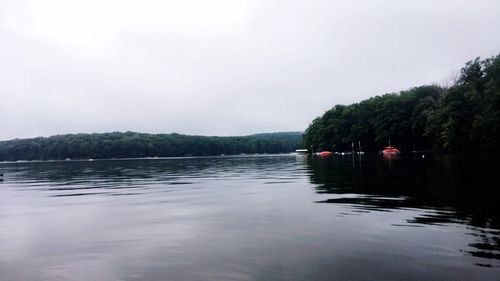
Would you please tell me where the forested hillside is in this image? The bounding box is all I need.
[303,54,500,152]
[0,132,302,161]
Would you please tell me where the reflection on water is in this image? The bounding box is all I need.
[0,154,499,280]
[308,154,500,268]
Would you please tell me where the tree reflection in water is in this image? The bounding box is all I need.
[306,154,500,267]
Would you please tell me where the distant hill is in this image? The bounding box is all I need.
[0,131,303,161]
[248,131,303,141]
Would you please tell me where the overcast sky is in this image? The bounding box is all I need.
[1,0,499,140]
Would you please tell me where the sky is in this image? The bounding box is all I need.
[1,0,500,140]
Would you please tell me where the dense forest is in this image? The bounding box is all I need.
[303,54,500,152]
[0,132,302,161]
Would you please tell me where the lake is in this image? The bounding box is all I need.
[1,154,499,281]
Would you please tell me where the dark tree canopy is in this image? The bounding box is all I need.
[0,132,303,161]
[303,54,500,153]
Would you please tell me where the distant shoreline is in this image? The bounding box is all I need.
[0,132,303,162]
[0,153,298,164]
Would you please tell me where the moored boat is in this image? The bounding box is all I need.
[295,149,308,155]
[382,146,400,154]
[317,151,333,157]
[357,141,365,154]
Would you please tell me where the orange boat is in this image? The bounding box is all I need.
[382,146,400,154]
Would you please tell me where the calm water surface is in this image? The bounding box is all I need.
[0,154,499,281]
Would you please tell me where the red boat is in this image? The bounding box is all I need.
[318,151,333,157]
[382,146,400,154]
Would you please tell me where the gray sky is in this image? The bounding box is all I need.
[1,0,499,140]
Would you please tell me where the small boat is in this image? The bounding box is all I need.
[294,149,308,155]
[357,141,365,154]
[317,151,333,157]
[382,146,400,154]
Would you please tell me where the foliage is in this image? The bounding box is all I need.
[0,132,303,161]
[303,54,500,152]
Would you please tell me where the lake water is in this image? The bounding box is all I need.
[0,154,499,281]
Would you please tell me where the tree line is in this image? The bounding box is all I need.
[0,132,302,161]
[303,53,500,152]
